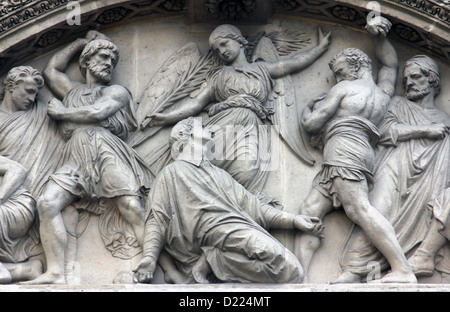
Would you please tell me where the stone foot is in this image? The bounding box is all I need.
[164,269,188,284]
[20,259,44,282]
[192,255,211,284]
[378,271,417,284]
[331,271,361,284]
[0,263,12,284]
[408,249,435,277]
[20,271,65,285]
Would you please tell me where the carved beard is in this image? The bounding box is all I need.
[89,64,112,84]
[406,86,432,101]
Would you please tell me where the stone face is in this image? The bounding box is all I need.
[0,1,448,288]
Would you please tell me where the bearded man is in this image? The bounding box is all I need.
[26,31,154,284]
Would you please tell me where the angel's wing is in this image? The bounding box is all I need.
[131,42,214,147]
[252,36,315,166]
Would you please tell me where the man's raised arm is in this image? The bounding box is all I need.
[366,15,398,97]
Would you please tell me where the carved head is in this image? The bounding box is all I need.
[79,39,119,83]
[169,117,214,160]
[0,66,44,111]
[329,48,372,82]
[403,55,440,100]
[209,24,248,64]
[170,117,195,151]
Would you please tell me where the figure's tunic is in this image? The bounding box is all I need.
[50,85,153,203]
[312,116,380,207]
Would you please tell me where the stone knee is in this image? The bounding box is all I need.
[36,192,60,220]
[343,201,372,228]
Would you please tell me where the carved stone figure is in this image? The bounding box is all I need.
[296,15,417,283]
[138,24,331,203]
[0,66,63,197]
[132,117,324,284]
[338,55,450,282]
[0,65,62,283]
[0,155,43,283]
[26,31,155,284]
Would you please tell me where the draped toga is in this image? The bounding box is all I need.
[144,156,302,283]
[0,102,64,262]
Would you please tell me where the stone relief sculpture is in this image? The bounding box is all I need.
[337,54,450,282]
[296,15,417,283]
[136,24,331,204]
[25,31,155,284]
[0,3,448,287]
[132,117,324,284]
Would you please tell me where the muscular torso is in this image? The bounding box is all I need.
[333,79,390,127]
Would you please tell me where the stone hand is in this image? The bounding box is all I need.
[47,98,66,119]
[133,256,157,283]
[317,27,332,51]
[294,215,325,238]
[85,30,112,42]
[366,15,392,37]
[426,123,450,140]
[307,93,327,109]
[146,112,171,127]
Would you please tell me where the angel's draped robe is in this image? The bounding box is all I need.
[204,63,275,198]
[143,156,303,283]
[339,96,450,276]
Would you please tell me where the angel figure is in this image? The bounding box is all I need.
[136,24,331,202]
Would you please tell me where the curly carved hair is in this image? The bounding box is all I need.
[79,39,119,78]
[0,66,44,101]
[329,48,372,76]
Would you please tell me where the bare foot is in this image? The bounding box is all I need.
[164,269,187,284]
[19,259,44,282]
[20,271,65,285]
[0,263,12,284]
[408,250,435,277]
[192,255,211,284]
[379,271,417,284]
[331,271,361,284]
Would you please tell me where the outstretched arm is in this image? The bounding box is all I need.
[265,28,331,79]
[133,212,165,283]
[146,83,215,127]
[0,156,28,205]
[47,85,131,123]
[366,15,398,97]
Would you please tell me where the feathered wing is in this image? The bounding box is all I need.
[251,36,315,166]
[130,42,214,147]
